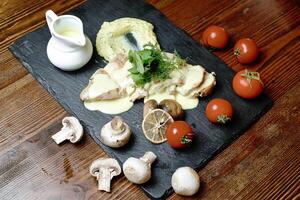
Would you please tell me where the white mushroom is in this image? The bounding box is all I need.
[51,116,83,144]
[100,116,131,148]
[123,151,157,184]
[89,158,121,192]
[171,166,200,196]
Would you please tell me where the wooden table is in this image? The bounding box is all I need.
[0,0,299,199]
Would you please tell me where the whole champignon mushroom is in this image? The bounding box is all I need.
[100,116,131,148]
[123,151,157,184]
[51,116,83,144]
[89,158,121,192]
[171,166,200,196]
[159,99,184,120]
[143,100,158,118]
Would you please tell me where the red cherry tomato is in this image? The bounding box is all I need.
[234,38,259,64]
[202,25,229,49]
[166,121,194,149]
[232,69,264,99]
[205,98,233,124]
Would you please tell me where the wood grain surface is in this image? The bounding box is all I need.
[0,0,299,199]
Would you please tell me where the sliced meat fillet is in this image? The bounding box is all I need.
[145,69,184,95]
[188,72,216,98]
[130,87,148,101]
[176,65,205,95]
[80,69,124,101]
[104,55,132,86]
[104,57,136,96]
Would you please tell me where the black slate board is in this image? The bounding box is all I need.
[9,0,272,199]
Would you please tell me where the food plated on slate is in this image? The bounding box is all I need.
[45,10,266,197]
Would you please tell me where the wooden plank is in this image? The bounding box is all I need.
[0,75,65,155]
[0,0,299,199]
[0,51,27,90]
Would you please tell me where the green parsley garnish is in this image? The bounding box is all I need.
[128,44,186,87]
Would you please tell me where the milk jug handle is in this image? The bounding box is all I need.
[46,10,58,30]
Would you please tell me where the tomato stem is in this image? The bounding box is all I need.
[217,115,231,124]
[207,46,217,52]
[181,135,192,144]
[241,70,263,86]
[234,48,240,56]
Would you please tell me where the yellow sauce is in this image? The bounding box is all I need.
[144,92,175,103]
[58,30,82,40]
[144,91,199,110]
[85,93,198,114]
[175,93,199,110]
[84,96,133,115]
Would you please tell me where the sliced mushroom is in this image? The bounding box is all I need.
[123,151,157,184]
[171,166,200,196]
[51,116,83,144]
[143,99,158,118]
[90,158,121,192]
[159,99,184,120]
[100,116,131,148]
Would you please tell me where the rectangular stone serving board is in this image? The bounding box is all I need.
[9,0,273,199]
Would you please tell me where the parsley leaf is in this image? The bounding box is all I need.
[128,43,186,87]
[129,50,144,74]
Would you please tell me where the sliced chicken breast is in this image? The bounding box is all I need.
[188,72,216,97]
[176,65,205,95]
[80,69,124,101]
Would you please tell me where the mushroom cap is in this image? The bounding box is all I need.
[62,116,83,143]
[123,157,151,184]
[171,166,200,196]
[143,100,158,118]
[159,99,184,120]
[100,117,131,148]
[90,158,121,178]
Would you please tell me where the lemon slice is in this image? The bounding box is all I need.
[142,109,174,144]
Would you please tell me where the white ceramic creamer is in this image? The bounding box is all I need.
[46,10,93,71]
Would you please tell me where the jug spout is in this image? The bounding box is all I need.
[60,30,86,47]
[74,33,86,47]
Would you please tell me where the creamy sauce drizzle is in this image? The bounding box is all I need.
[175,94,199,110]
[84,92,198,114]
[84,96,133,114]
[144,92,175,104]
[58,29,82,41]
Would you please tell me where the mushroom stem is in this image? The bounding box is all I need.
[51,128,73,144]
[140,151,157,165]
[111,116,125,133]
[97,168,112,192]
